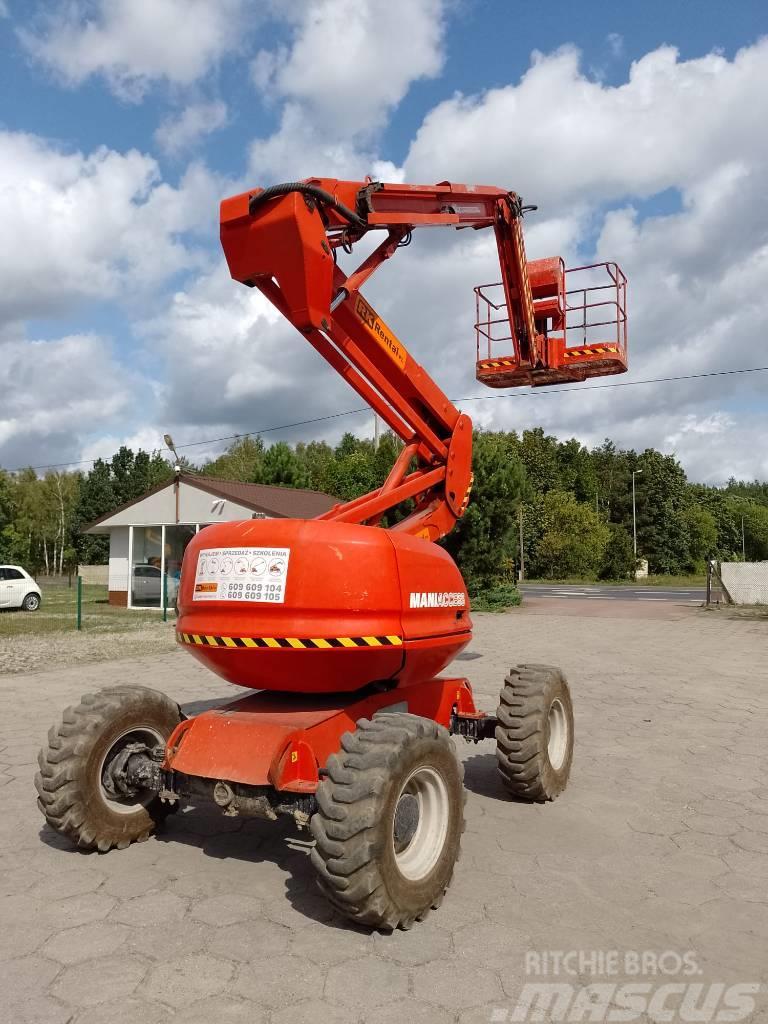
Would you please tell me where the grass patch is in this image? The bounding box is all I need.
[0,580,174,636]
[701,603,768,620]
[524,574,706,588]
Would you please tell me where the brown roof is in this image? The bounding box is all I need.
[84,472,338,530]
[190,475,338,518]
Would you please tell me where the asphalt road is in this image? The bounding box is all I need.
[520,583,706,604]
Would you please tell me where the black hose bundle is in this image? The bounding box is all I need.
[248,182,367,230]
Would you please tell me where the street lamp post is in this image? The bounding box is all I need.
[632,469,643,558]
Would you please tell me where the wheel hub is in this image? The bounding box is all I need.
[99,728,165,813]
[393,793,420,849]
[547,698,569,771]
[392,765,450,881]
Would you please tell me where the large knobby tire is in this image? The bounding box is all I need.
[496,664,574,802]
[35,685,182,852]
[310,713,465,931]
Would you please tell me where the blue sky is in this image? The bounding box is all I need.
[3,2,761,182]
[1,1,767,482]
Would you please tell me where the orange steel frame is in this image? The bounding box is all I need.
[165,676,480,796]
[176,178,627,796]
[220,178,559,544]
[221,178,627,545]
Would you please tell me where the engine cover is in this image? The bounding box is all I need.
[176,519,471,694]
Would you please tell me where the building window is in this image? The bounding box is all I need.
[165,525,197,605]
[130,527,164,608]
[128,524,199,610]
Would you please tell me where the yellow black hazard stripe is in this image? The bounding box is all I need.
[177,632,403,650]
[563,345,620,359]
[477,358,517,369]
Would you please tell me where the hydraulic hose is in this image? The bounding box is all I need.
[248,182,367,230]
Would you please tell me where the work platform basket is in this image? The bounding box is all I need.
[475,260,627,387]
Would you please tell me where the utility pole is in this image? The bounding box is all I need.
[518,505,525,582]
[373,414,380,451]
[741,516,746,560]
[632,469,643,558]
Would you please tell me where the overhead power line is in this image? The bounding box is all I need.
[8,364,768,473]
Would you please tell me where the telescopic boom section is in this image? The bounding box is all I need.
[219,178,627,542]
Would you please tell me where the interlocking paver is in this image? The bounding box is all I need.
[188,892,265,927]
[0,607,765,1023]
[41,921,130,964]
[232,953,325,1008]
[324,954,410,1007]
[110,889,187,927]
[362,996,456,1023]
[143,952,235,1008]
[208,917,292,962]
[372,919,452,964]
[412,957,504,1009]
[173,995,268,1022]
[124,919,211,964]
[50,953,147,1007]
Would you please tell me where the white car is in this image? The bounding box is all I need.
[0,565,42,611]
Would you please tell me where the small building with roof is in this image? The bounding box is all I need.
[84,473,338,608]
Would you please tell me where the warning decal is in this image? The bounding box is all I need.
[193,547,290,603]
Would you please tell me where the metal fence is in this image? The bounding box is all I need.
[712,561,768,606]
[0,573,176,638]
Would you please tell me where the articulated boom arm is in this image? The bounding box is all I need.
[219,178,626,542]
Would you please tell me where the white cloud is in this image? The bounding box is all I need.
[380,40,768,481]
[154,100,228,156]
[404,42,768,209]
[0,131,224,326]
[0,333,136,469]
[248,0,446,181]
[19,0,249,101]
[138,262,353,442]
[6,25,768,483]
[253,0,445,133]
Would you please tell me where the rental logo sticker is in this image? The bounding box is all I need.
[354,295,408,370]
[193,547,290,603]
[409,591,466,609]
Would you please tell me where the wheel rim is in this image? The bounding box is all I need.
[99,727,164,815]
[547,698,569,771]
[27,595,39,610]
[392,765,449,882]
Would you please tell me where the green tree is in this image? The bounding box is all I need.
[204,436,265,482]
[682,505,718,568]
[531,490,611,579]
[600,522,636,580]
[516,427,560,494]
[73,459,116,563]
[326,434,377,500]
[443,431,526,591]
[295,440,336,493]
[557,437,598,503]
[261,442,309,487]
[633,450,691,573]
[109,447,171,503]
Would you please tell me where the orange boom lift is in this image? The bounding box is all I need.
[37,178,627,930]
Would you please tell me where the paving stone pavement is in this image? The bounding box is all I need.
[0,607,766,1023]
